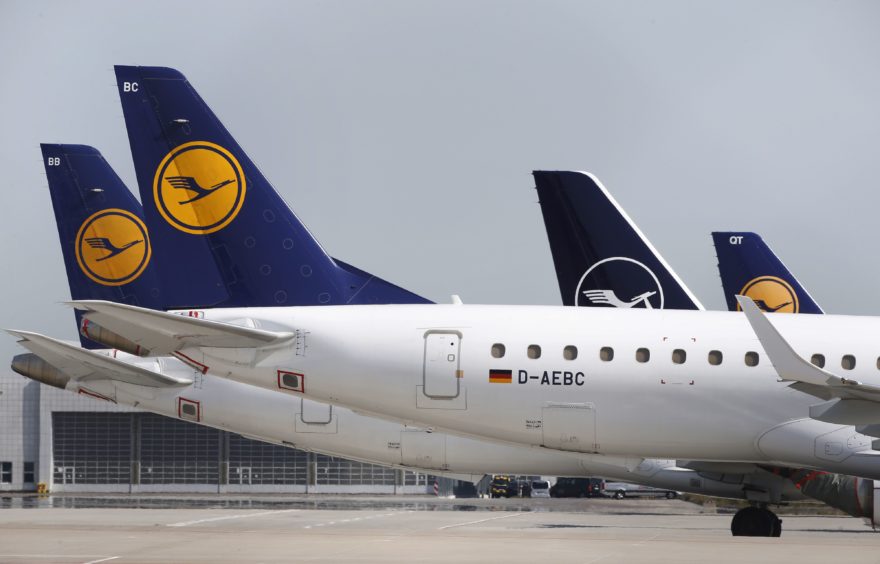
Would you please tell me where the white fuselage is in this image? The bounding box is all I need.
[180,304,880,479]
[65,352,765,499]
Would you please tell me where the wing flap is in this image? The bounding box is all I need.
[8,330,191,388]
[69,300,294,355]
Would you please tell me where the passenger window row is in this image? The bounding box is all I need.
[490,343,757,367]
[491,341,871,372]
[492,342,870,371]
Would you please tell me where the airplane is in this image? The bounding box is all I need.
[20,146,773,513]
[48,144,880,536]
[17,66,876,532]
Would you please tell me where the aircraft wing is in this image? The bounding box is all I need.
[69,300,295,355]
[737,295,880,410]
[8,330,191,388]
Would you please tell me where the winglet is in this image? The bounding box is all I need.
[736,295,841,387]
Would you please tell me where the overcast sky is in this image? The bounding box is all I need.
[2,1,880,365]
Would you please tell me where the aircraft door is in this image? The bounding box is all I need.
[542,403,598,453]
[422,331,461,398]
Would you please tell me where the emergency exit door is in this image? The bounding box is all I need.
[422,331,461,398]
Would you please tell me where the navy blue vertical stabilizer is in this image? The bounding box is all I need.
[534,171,703,310]
[712,232,823,314]
[42,144,167,347]
[114,65,428,307]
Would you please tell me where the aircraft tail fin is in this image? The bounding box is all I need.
[534,171,703,310]
[113,65,429,308]
[713,232,823,314]
[41,144,165,348]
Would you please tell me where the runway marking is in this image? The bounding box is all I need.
[166,509,300,527]
[82,557,120,564]
[438,512,525,530]
[302,511,409,529]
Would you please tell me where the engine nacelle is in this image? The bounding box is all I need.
[80,319,149,357]
[772,467,878,526]
[11,353,70,389]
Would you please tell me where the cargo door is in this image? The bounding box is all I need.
[542,403,597,453]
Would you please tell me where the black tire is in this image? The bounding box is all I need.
[613,490,625,500]
[665,491,677,499]
[731,507,778,537]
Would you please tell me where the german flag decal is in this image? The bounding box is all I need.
[489,369,513,384]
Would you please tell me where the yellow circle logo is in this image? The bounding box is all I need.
[75,209,151,286]
[738,276,799,313]
[153,141,246,234]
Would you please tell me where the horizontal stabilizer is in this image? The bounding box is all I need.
[69,300,295,355]
[7,330,191,388]
[737,295,880,403]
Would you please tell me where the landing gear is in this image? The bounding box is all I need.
[731,506,782,537]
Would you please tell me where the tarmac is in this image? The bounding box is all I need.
[0,494,878,563]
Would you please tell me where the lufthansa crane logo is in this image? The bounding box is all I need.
[738,276,799,313]
[574,257,664,309]
[153,141,246,234]
[75,208,151,286]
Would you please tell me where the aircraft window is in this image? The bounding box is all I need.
[491,343,506,359]
[600,347,614,362]
[527,345,542,359]
[636,348,650,363]
[672,349,686,365]
[283,373,300,388]
[563,345,578,361]
[708,350,723,366]
[811,354,825,368]
[842,355,856,370]
[181,403,197,417]
[877,357,880,370]
[744,351,759,367]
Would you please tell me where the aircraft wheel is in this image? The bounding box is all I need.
[731,506,781,537]
[665,491,677,499]
[613,490,625,499]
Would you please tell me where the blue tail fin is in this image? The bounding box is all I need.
[534,171,703,310]
[114,65,428,307]
[712,232,823,314]
[41,144,164,347]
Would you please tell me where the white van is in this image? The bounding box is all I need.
[530,480,551,498]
